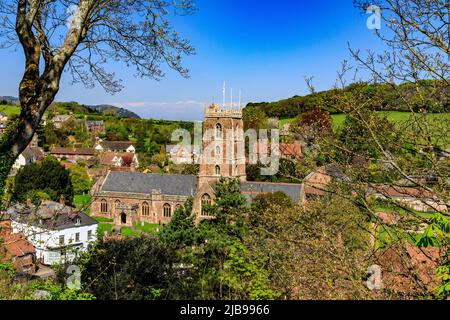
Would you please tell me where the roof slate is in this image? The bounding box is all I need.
[240,181,303,203]
[101,172,198,196]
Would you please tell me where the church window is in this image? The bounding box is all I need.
[163,203,172,218]
[216,123,223,139]
[201,194,212,217]
[100,200,108,213]
[215,165,221,176]
[142,202,150,216]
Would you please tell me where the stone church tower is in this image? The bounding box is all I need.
[193,104,246,218]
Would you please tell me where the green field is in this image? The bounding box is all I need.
[74,194,92,208]
[280,111,450,129]
[0,105,20,116]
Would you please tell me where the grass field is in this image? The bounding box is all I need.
[0,105,20,116]
[280,111,450,129]
[74,194,92,208]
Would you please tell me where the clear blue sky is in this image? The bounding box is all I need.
[0,0,384,121]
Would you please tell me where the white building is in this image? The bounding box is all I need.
[7,201,98,265]
[95,140,136,153]
[13,146,44,170]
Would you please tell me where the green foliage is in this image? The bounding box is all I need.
[159,197,196,248]
[13,156,74,204]
[246,81,450,120]
[77,237,194,300]
[69,164,93,195]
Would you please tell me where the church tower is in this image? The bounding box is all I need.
[193,104,246,219]
[199,104,246,183]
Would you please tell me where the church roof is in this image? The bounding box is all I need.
[240,181,304,203]
[101,172,198,196]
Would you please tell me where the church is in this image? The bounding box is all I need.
[90,104,305,227]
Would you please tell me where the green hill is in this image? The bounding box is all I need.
[246,81,450,119]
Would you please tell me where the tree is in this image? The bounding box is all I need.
[13,156,73,204]
[77,237,195,300]
[0,0,196,203]
[69,164,92,195]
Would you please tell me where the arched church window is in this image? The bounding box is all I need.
[201,194,212,217]
[216,123,223,139]
[142,202,150,216]
[100,199,108,213]
[216,145,221,157]
[163,203,172,218]
[115,200,121,212]
[215,165,221,176]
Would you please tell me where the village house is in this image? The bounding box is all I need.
[367,184,448,213]
[50,147,97,163]
[51,114,76,129]
[251,141,303,162]
[91,104,305,227]
[166,144,199,164]
[6,200,98,265]
[95,140,136,153]
[99,152,139,171]
[13,146,45,170]
[85,120,105,135]
[0,220,37,275]
[0,113,8,135]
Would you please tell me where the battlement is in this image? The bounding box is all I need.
[204,104,242,118]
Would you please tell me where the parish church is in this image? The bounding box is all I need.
[90,104,304,227]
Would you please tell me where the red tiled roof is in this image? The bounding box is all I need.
[51,147,96,156]
[369,185,433,198]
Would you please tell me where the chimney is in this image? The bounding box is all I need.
[26,198,32,207]
[59,195,65,205]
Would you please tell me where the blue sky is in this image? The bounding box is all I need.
[0,0,384,121]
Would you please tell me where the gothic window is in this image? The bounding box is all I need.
[201,194,212,217]
[142,202,150,216]
[163,203,172,218]
[216,145,221,157]
[100,199,108,213]
[215,165,221,176]
[216,123,223,139]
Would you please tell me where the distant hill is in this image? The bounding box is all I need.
[246,81,450,119]
[86,104,141,119]
[0,96,19,105]
[0,96,141,119]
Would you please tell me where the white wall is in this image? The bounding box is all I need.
[12,221,98,265]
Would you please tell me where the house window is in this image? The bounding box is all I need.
[75,233,80,242]
[59,235,65,246]
[201,194,212,217]
[216,123,223,139]
[215,165,221,176]
[163,203,172,218]
[100,200,108,213]
[142,202,150,216]
[87,230,93,240]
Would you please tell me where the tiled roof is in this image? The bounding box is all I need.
[100,141,134,151]
[50,147,96,156]
[86,120,104,126]
[240,181,303,203]
[367,184,434,199]
[21,147,44,160]
[8,201,97,231]
[100,172,197,196]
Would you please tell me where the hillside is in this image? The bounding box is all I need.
[0,97,141,119]
[246,81,450,119]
